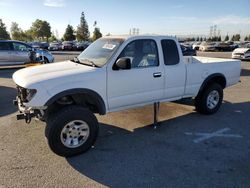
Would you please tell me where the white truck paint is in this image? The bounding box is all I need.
[13,36,241,112]
[12,35,241,157]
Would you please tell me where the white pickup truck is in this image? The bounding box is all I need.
[13,35,241,157]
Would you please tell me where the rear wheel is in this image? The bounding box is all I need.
[45,106,99,157]
[195,83,223,115]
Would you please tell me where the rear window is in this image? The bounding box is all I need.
[161,39,180,65]
[0,42,12,50]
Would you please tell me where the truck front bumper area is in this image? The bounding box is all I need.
[13,97,40,123]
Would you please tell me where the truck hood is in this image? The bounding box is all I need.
[233,48,250,53]
[13,60,96,88]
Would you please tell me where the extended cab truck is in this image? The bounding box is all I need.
[12,35,241,157]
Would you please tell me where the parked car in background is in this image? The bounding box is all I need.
[232,43,250,60]
[181,45,197,56]
[48,42,62,51]
[182,42,193,48]
[75,41,91,51]
[0,40,54,65]
[62,41,74,51]
[192,42,201,50]
[225,41,239,51]
[199,42,218,51]
[30,42,49,50]
[215,42,232,51]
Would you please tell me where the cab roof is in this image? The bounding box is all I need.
[102,35,177,41]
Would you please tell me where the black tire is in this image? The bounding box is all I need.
[43,57,49,64]
[45,106,99,157]
[195,83,223,115]
[40,56,49,64]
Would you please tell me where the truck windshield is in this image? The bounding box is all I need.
[77,38,124,67]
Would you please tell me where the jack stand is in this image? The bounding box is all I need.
[153,102,160,129]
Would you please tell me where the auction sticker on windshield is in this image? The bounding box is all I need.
[103,43,116,50]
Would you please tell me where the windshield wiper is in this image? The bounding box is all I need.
[72,57,99,67]
[80,58,99,67]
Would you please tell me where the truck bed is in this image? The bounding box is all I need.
[184,56,240,64]
[183,56,241,98]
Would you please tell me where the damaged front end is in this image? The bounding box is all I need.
[13,85,44,123]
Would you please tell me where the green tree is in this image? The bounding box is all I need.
[232,34,240,41]
[10,22,34,42]
[235,34,240,41]
[76,12,90,41]
[0,19,10,40]
[10,22,23,40]
[30,19,51,41]
[224,34,229,41]
[63,24,75,41]
[48,35,57,42]
[92,27,102,41]
[244,35,250,41]
[23,29,34,41]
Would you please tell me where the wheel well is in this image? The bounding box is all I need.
[44,90,106,120]
[207,76,226,88]
[198,74,226,96]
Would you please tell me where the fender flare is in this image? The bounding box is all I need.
[45,88,106,115]
[198,73,226,95]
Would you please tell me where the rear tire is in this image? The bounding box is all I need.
[45,106,99,157]
[195,83,223,115]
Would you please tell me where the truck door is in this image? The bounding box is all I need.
[107,39,164,110]
[161,39,186,99]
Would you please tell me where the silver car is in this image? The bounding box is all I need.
[0,40,54,65]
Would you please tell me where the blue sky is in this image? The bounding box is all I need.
[0,0,250,38]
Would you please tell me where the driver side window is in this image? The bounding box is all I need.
[118,39,159,69]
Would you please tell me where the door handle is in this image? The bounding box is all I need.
[153,72,162,78]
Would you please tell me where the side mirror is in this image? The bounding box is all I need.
[115,57,131,70]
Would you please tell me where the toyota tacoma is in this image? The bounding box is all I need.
[13,35,241,157]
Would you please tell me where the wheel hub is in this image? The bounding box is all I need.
[206,90,220,109]
[60,120,90,148]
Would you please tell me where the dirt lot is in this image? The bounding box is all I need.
[0,52,250,188]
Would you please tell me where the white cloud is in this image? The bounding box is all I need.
[212,15,250,25]
[44,0,65,7]
[0,0,11,6]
